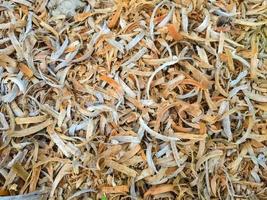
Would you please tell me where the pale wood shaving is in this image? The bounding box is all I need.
[0,0,266,199]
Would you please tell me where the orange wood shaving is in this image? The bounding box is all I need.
[225,49,234,71]
[144,184,174,197]
[167,24,183,41]
[99,75,123,94]
[108,5,123,28]
[74,12,92,22]
[0,189,9,196]
[154,14,167,23]
[19,63,33,78]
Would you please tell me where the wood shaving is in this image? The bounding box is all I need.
[0,0,266,199]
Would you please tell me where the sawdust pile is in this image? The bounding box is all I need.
[0,0,267,199]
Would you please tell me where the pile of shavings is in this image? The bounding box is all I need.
[0,0,267,199]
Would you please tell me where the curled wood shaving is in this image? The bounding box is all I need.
[0,0,266,199]
[18,63,33,78]
[144,184,174,197]
[167,24,183,41]
[10,119,53,137]
[108,4,123,29]
[15,115,47,125]
[104,159,138,178]
[0,191,46,200]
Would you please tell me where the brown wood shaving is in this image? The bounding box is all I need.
[0,0,266,199]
